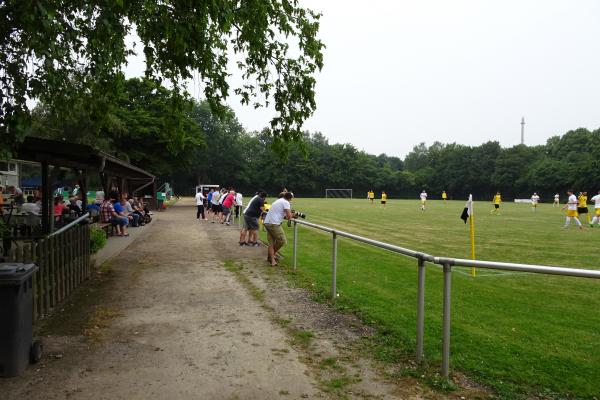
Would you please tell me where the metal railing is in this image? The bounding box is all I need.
[291,219,600,379]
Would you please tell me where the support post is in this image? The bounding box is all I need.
[293,221,298,270]
[331,231,337,300]
[41,162,49,234]
[442,263,452,378]
[416,257,426,363]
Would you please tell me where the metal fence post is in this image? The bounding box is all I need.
[293,221,298,270]
[442,263,452,378]
[332,231,337,300]
[416,257,425,363]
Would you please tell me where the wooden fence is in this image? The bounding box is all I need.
[6,224,91,321]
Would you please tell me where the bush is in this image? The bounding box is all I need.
[90,225,107,253]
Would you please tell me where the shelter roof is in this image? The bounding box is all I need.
[15,137,154,180]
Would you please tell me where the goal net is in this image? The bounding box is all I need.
[325,189,353,199]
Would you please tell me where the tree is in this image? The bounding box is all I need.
[0,0,324,157]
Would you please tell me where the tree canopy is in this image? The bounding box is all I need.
[0,0,324,157]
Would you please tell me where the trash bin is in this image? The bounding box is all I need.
[0,263,42,377]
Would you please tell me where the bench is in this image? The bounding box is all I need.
[97,222,115,238]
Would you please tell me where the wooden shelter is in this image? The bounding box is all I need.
[14,137,156,234]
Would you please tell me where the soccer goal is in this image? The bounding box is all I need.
[325,188,353,199]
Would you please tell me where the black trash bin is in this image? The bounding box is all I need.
[0,263,42,377]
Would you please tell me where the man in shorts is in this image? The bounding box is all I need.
[263,192,294,266]
[490,192,501,214]
[577,191,590,224]
[210,189,221,223]
[380,191,387,208]
[590,190,600,227]
[420,190,427,211]
[239,190,266,246]
[563,189,583,229]
[531,192,540,212]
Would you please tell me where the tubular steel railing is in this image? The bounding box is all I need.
[291,219,600,379]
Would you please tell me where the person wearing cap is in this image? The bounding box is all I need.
[263,192,295,267]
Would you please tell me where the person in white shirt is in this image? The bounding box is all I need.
[235,192,243,219]
[420,191,427,211]
[21,195,41,214]
[553,193,560,207]
[210,190,221,223]
[263,192,295,267]
[562,190,582,229]
[589,190,600,227]
[531,193,540,212]
[195,188,206,220]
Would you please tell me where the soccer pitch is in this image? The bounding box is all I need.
[263,198,600,398]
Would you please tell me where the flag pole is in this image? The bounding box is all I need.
[470,195,476,276]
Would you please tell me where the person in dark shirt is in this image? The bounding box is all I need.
[239,190,267,246]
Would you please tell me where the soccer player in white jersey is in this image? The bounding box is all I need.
[562,189,583,229]
[531,192,540,212]
[420,190,427,211]
[553,193,560,207]
[589,190,600,227]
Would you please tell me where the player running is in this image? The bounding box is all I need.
[590,190,600,227]
[531,192,540,212]
[578,191,590,224]
[553,193,560,207]
[563,189,583,229]
[442,190,447,203]
[420,190,427,211]
[490,192,501,214]
[380,191,387,208]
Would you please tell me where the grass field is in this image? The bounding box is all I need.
[260,198,600,399]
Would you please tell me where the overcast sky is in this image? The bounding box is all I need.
[126,0,600,158]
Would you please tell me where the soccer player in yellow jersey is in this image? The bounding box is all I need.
[368,190,374,204]
[577,191,590,223]
[441,190,447,203]
[380,191,387,208]
[490,192,501,214]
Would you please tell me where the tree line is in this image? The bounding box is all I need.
[28,78,599,202]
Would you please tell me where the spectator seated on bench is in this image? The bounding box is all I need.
[100,192,129,237]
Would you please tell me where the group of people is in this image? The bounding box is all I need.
[197,187,297,267]
[367,190,387,207]
[195,187,243,225]
[91,191,152,237]
[561,190,600,229]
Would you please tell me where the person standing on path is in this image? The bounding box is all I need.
[239,190,266,246]
[211,189,221,223]
[264,192,295,267]
[195,188,206,220]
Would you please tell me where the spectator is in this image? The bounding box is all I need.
[122,198,140,227]
[263,192,295,267]
[100,191,128,236]
[239,190,266,246]
[210,189,221,223]
[0,185,4,215]
[235,191,243,219]
[195,188,206,220]
[7,185,24,206]
[21,195,41,214]
[221,190,235,225]
[67,196,82,214]
[207,188,214,214]
[54,195,66,216]
[129,198,146,226]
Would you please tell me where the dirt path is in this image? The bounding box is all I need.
[1,198,482,399]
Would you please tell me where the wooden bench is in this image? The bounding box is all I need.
[97,222,115,238]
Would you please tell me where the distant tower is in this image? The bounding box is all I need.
[520,117,525,145]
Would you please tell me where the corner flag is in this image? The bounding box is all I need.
[459,194,476,276]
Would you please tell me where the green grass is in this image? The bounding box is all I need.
[262,198,600,399]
